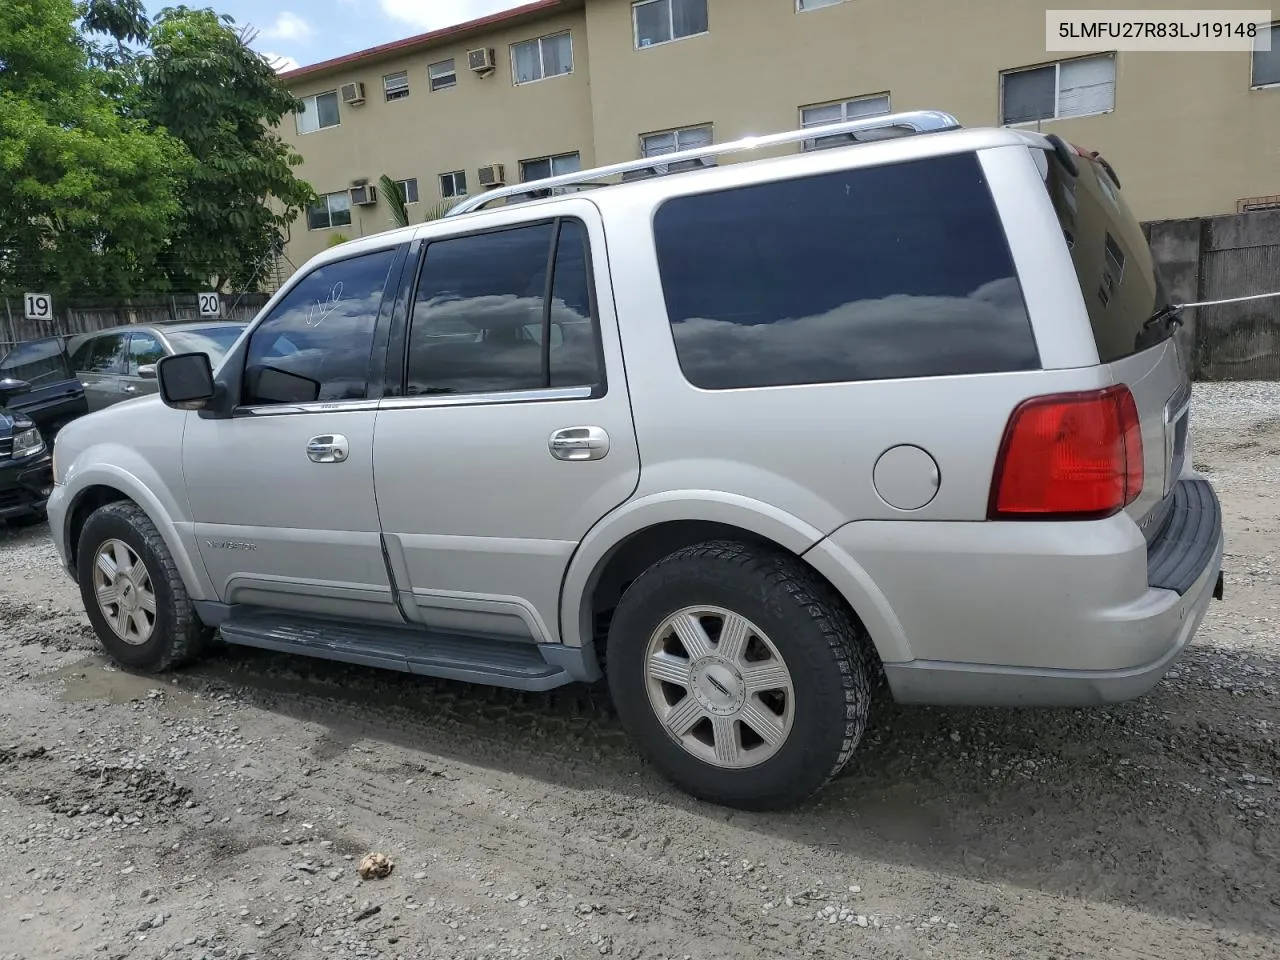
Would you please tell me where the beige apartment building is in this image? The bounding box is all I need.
[276,0,1280,271]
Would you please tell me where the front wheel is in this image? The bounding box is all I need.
[77,501,211,671]
[606,540,873,810]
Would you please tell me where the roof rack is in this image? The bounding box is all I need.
[445,109,962,218]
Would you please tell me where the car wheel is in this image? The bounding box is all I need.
[77,501,212,671]
[606,540,873,811]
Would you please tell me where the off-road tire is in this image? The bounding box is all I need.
[606,539,873,810]
[77,501,212,671]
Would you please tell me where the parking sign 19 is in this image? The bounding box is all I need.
[23,293,52,321]
[198,292,221,317]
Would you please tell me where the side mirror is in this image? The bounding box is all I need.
[156,352,215,410]
[0,377,31,405]
[137,363,158,380]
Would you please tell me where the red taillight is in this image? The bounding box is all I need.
[989,386,1144,520]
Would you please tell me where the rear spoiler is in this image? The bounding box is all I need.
[1043,133,1122,190]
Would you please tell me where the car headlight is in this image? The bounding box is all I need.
[12,427,45,459]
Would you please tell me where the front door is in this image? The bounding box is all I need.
[373,205,640,643]
[182,244,406,623]
[69,332,127,411]
[119,330,165,402]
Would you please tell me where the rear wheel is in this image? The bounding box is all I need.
[77,501,211,671]
[606,540,873,810]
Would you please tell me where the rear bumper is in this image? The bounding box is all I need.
[817,476,1224,707]
[0,451,55,520]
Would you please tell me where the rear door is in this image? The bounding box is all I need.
[1038,145,1189,540]
[68,332,129,412]
[372,203,640,643]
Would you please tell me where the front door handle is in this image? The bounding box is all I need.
[122,384,137,394]
[307,434,349,463]
[549,426,609,461]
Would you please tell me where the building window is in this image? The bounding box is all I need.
[429,58,457,91]
[296,91,340,135]
[520,152,582,181]
[306,191,352,230]
[512,31,573,84]
[797,0,846,10]
[633,0,708,48]
[641,124,713,157]
[395,178,420,204]
[383,71,410,101]
[439,170,467,198]
[800,93,891,149]
[1001,54,1115,125]
[1252,23,1280,87]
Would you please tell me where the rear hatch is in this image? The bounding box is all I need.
[1037,141,1189,542]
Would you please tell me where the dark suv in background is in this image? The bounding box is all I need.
[0,336,88,442]
[0,377,54,527]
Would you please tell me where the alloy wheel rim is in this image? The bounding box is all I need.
[643,605,795,769]
[93,539,157,646]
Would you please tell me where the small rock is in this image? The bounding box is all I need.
[358,853,394,880]
[412,871,428,881]
[149,914,165,929]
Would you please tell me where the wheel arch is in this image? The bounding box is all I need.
[62,465,214,603]
[560,492,911,664]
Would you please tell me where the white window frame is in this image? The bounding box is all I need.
[799,93,891,150]
[511,31,574,85]
[632,0,709,49]
[999,53,1116,127]
[796,0,848,11]
[383,71,410,102]
[296,91,340,135]
[307,191,352,231]
[396,178,419,204]
[429,58,457,92]
[519,151,582,182]
[439,170,467,198]
[1251,22,1280,89]
[640,124,713,158]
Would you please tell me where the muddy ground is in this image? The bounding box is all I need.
[0,382,1277,960]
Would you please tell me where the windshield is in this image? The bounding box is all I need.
[166,325,247,364]
[0,337,73,385]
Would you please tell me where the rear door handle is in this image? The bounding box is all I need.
[549,426,609,461]
[307,434,349,463]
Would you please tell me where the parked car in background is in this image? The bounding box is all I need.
[0,336,88,441]
[0,378,53,527]
[67,322,247,412]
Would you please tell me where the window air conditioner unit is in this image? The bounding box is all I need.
[467,47,496,74]
[340,82,366,105]
[348,180,378,205]
[477,163,506,188]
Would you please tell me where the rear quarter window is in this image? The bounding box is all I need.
[652,151,1040,390]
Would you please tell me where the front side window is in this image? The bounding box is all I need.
[429,58,457,91]
[242,248,398,405]
[405,219,601,396]
[440,170,468,198]
[641,124,713,157]
[72,334,127,375]
[383,71,410,101]
[1001,54,1115,125]
[633,0,708,48]
[520,152,581,182]
[653,152,1040,390]
[125,333,164,374]
[512,31,573,84]
[1252,23,1280,86]
[800,93,891,149]
[296,91,340,134]
[166,325,246,366]
[307,191,353,230]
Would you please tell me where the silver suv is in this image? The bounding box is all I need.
[46,111,1224,810]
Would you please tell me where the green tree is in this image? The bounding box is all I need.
[132,6,315,291]
[0,0,187,298]
[379,174,411,229]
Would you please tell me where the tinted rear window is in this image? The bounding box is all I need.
[652,152,1040,390]
[0,338,73,384]
[1038,147,1171,363]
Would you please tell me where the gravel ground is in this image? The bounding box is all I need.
[0,381,1277,960]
